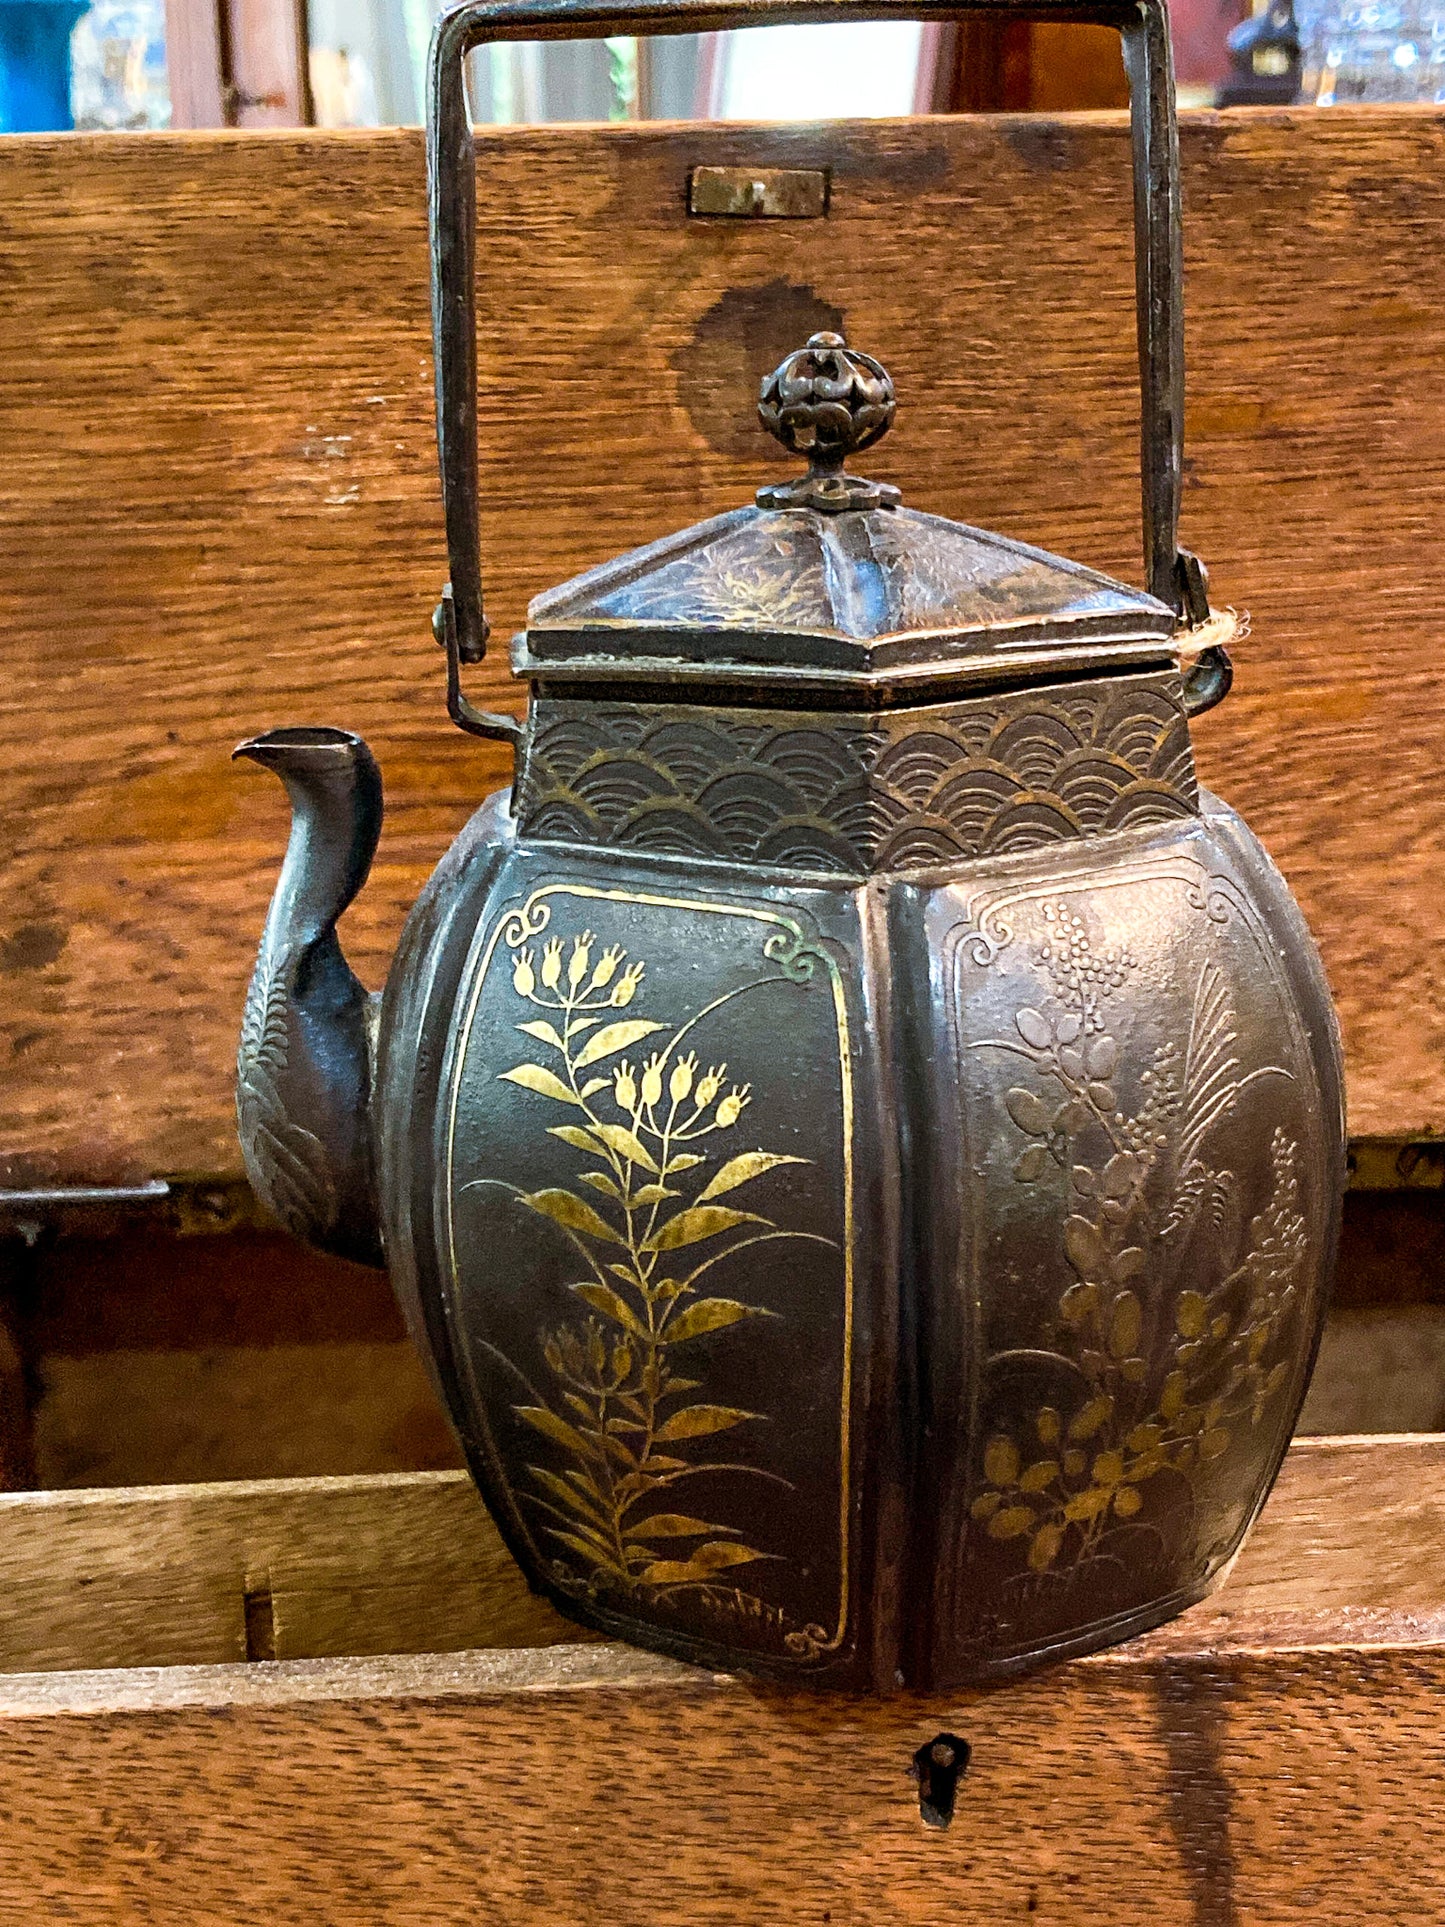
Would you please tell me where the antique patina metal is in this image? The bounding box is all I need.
[235,0,1344,1690]
[688,166,830,218]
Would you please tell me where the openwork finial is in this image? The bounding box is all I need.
[756,332,901,514]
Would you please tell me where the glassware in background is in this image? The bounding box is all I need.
[1296,0,1445,99]
[307,12,927,128]
[0,0,86,129]
[1162,0,1254,105]
[70,0,168,127]
[309,0,407,124]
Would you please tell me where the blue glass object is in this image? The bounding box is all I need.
[0,0,88,130]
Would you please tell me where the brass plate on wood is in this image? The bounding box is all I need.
[688,166,829,218]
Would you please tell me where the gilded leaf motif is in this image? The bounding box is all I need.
[524,1188,623,1245]
[1016,1008,1052,1050]
[970,908,1309,1584]
[528,1464,612,1527]
[629,1183,678,1208]
[590,1122,661,1173]
[640,1542,769,1586]
[517,1019,567,1051]
[483,918,832,1627]
[569,1281,651,1338]
[648,1205,768,1252]
[517,1405,600,1459]
[661,1297,768,1344]
[1006,1087,1054,1136]
[1109,1291,1142,1358]
[573,1019,666,1068]
[623,1514,728,1541]
[655,1403,758,1441]
[1064,1215,1108,1278]
[500,1063,582,1106]
[696,1151,808,1203]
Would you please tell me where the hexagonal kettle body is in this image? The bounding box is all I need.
[344,0,1333,1687]
[355,678,1344,1692]
[236,310,1344,1691]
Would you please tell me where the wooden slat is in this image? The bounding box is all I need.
[224,0,313,127]
[1,1638,1444,1922]
[0,1470,579,1672]
[0,1439,1440,1923]
[4,113,1445,1187]
[0,1435,1436,1673]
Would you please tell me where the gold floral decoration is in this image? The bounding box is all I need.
[484,925,829,1610]
[970,906,1306,1576]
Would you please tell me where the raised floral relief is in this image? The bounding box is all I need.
[967,903,1307,1580]
[473,922,833,1619]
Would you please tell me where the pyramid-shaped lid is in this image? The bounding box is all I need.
[517,333,1179,697]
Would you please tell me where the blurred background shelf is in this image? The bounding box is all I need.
[33,0,1431,138]
[4,1167,1443,1493]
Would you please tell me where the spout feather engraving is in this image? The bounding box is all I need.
[239,930,339,1240]
[234,727,384,1268]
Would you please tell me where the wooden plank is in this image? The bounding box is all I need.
[0,1470,580,1672]
[1212,1432,1445,1618]
[6,1200,1434,1502]
[0,1435,1436,1674]
[1299,1311,1445,1435]
[28,1336,461,1486]
[164,0,312,128]
[15,1214,1433,1496]
[0,1447,1442,1921]
[3,112,1445,1187]
[0,1440,1439,1919]
[0,1628,1442,1927]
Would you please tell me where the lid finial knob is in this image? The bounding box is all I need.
[757,332,901,514]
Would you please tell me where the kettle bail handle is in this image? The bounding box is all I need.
[428,0,1189,714]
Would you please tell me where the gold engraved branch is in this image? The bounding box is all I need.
[969,904,1304,1577]
[484,925,832,1617]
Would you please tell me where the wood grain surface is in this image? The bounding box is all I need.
[1,1639,1443,1925]
[3,111,1445,1187]
[0,1438,1440,1923]
[0,1468,578,1672]
[0,1434,1436,1673]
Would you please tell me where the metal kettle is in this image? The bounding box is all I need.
[236,0,1344,1689]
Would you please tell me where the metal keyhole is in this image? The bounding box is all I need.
[912,1732,970,1829]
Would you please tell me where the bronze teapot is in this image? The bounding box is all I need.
[236,0,1344,1689]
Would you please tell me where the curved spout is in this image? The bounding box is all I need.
[234,726,384,1268]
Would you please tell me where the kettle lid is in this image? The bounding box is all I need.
[517,333,1179,699]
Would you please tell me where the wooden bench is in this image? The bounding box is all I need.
[1,108,1444,1919]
